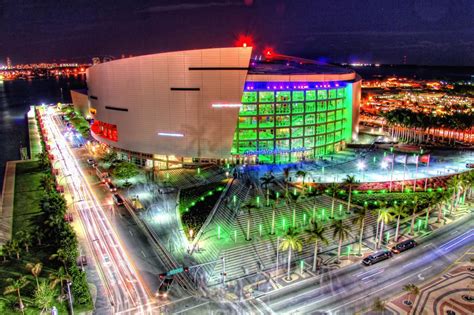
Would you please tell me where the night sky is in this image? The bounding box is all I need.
[1,0,473,66]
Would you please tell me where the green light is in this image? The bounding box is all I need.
[166,172,170,179]
[233,195,237,204]
[208,191,213,196]
[322,167,325,174]
[390,146,394,152]
[226,163,230,169]
[383,151,387,157]
[303,213,307,226]
[256,196,260,207]
[276,192,280,199]
[217,225,221,239]
[427,188,433,192]
[200,196,205,201]
[321,208,325,221]
[338,204,343,216]
[197,167,201,175]
[385,231,390,242]
[259,224,263,237]
[373,156,377,163]
[293,188,297,196]
[191,202,196,206]
[367,190,373,194]
[234,230,237,243]
[282,217,286,230]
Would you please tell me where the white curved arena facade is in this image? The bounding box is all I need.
[86,47,361,168]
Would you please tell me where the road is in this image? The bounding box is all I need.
[256,213,473,314]
[42,107,153,314]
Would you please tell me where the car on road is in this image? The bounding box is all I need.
[106,181,117,192]
[112,193,124,206]
[362,250,392,266]
[466,163,474,169]
[87,158,96,166]
[391,239,417,254]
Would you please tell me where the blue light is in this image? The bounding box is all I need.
[244,81,345,91]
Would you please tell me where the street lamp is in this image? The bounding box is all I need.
[66,280,74,315]
[357,160,366,181]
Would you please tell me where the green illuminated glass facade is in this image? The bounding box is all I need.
[232,85,353,163]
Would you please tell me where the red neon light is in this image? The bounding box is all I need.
[235,34,254,48]
[91,120,118,142]
[263,47,275,59]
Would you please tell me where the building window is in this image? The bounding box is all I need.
[306,90,316,101]
[317,90,327,100]
[242,92,257,103]
[292,91,305,101]
[259,91,274,102]
[276,91,291,102]
[306,102,316,113]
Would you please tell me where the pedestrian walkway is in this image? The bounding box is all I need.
[0,161,19,245]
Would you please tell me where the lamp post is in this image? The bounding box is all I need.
[66,280,74,315]
[357,160,366,182]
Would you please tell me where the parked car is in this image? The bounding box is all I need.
[391,239,417,254]
[112,193,124,206]
[362,250,392,266]
[87,158,96,166]
[106,181,117,192]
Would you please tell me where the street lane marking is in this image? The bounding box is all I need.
[423,243,433,248]
[356,267,382,277]
[441,233,473,251]
[361,269,384,281]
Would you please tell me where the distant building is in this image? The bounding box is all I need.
[6,57,12,69]
[85,47,361,168]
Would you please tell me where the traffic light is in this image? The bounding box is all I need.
[159,273,166,280]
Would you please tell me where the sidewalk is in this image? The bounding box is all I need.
[0,161,19,245]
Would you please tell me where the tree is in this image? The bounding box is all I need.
[36,152,50,170]
[26,262,43,290]
[283,167,290,195]
[112,161,139,185]
[268,191,280,235]
[287,192,302,228]
[49,248,70,270]
[403,283,420,305]
[408,197,421,236]
[424,193,438,229]
[372,297,386,312]
[391,204,407,242]
[327,183,340,219]
[32,227,45,246]
[3,276,30,312]
[279,228,303,281]
[437,191,451,223]
[49,266,71,294]
[34,280,56,314]
[331,219,351,263]
[343,175,357,214]
[16,231,32,253]
[9,240,21,260]
[296,170,307,186]
[260,172,275,207]
[39,174,55,193]
[306,221,328,272]
[352,204,369,256]
[0,245,7,262]
[377,208,393,249]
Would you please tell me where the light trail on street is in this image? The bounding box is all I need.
[42,107,152,314]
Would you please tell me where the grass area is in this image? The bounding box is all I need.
[179,181,226,238]
[62,107,90,138]
[12,161,46,234]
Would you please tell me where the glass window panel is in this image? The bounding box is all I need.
[306,90,316,101]
[239,140,256,151]
[316,146,325,156]
[336,109,343,120]
[328,100,336,110]
[304,137,314,148]
[292,115,304,126]
[259,91,274,102]
[239,129,257,140]
[292,127,304,137]
[291,138,303,148]
[305,114,315,125]
[276,103,291,114]
[242,92,257,103]
[317,101,327,112]
[292,91,304,101]
[316,124,326,134]
[327,111,336,122]
[259,129,274,140]
[276,91,291,102]
[326,133,334,143]
[292,103,304,114]
[317,113,326,123]
[327,122,335,132]
[240,104,257,116]
[276,128,290,139]
[259,104,274,115]
[335,131,342,141]
[326,144,334,154]
[259,116,274,128]
[276,139,290,150]
[329,89,337,99]
[336,99,343,109]
[335,121,342,130]
[317,90,327,100]
[259,140,274,150]
[306,102,316,113]
[316,135,326,146]
[238,116,257,128]
[337,88,345,98]
[276,115,291,127]
[305,126,315,136]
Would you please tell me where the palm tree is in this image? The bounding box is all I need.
[409,196,421,236]
[372,297,386,312]
[49,248,69,270]
[0,245,7,262]
[391,204,407,242]
[283,167,290,195]
[268,191,280,235]
[241,203,256,241]
[34,280,56,314]
[296,170,307,186]
[16,231,33,253]
[287,192,302,228]
[306,221,328,272]
[49,266,71,294]
[26,262,43,290]
[437,191,451,223]
[4,276,30,312]
[373,201,387,245]
[331,219,351,263]
[424,194,438,230]
[260,172,275,206]
[352,205,369,256]
[403,283,420,305]
[377,208,393,249]
[327,183,340,219]
[343,175,357,214]
[9,239,21,260]
[33,227,45,246]
[279,228,303,281]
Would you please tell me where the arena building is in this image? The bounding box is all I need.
[84,47,361,168]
